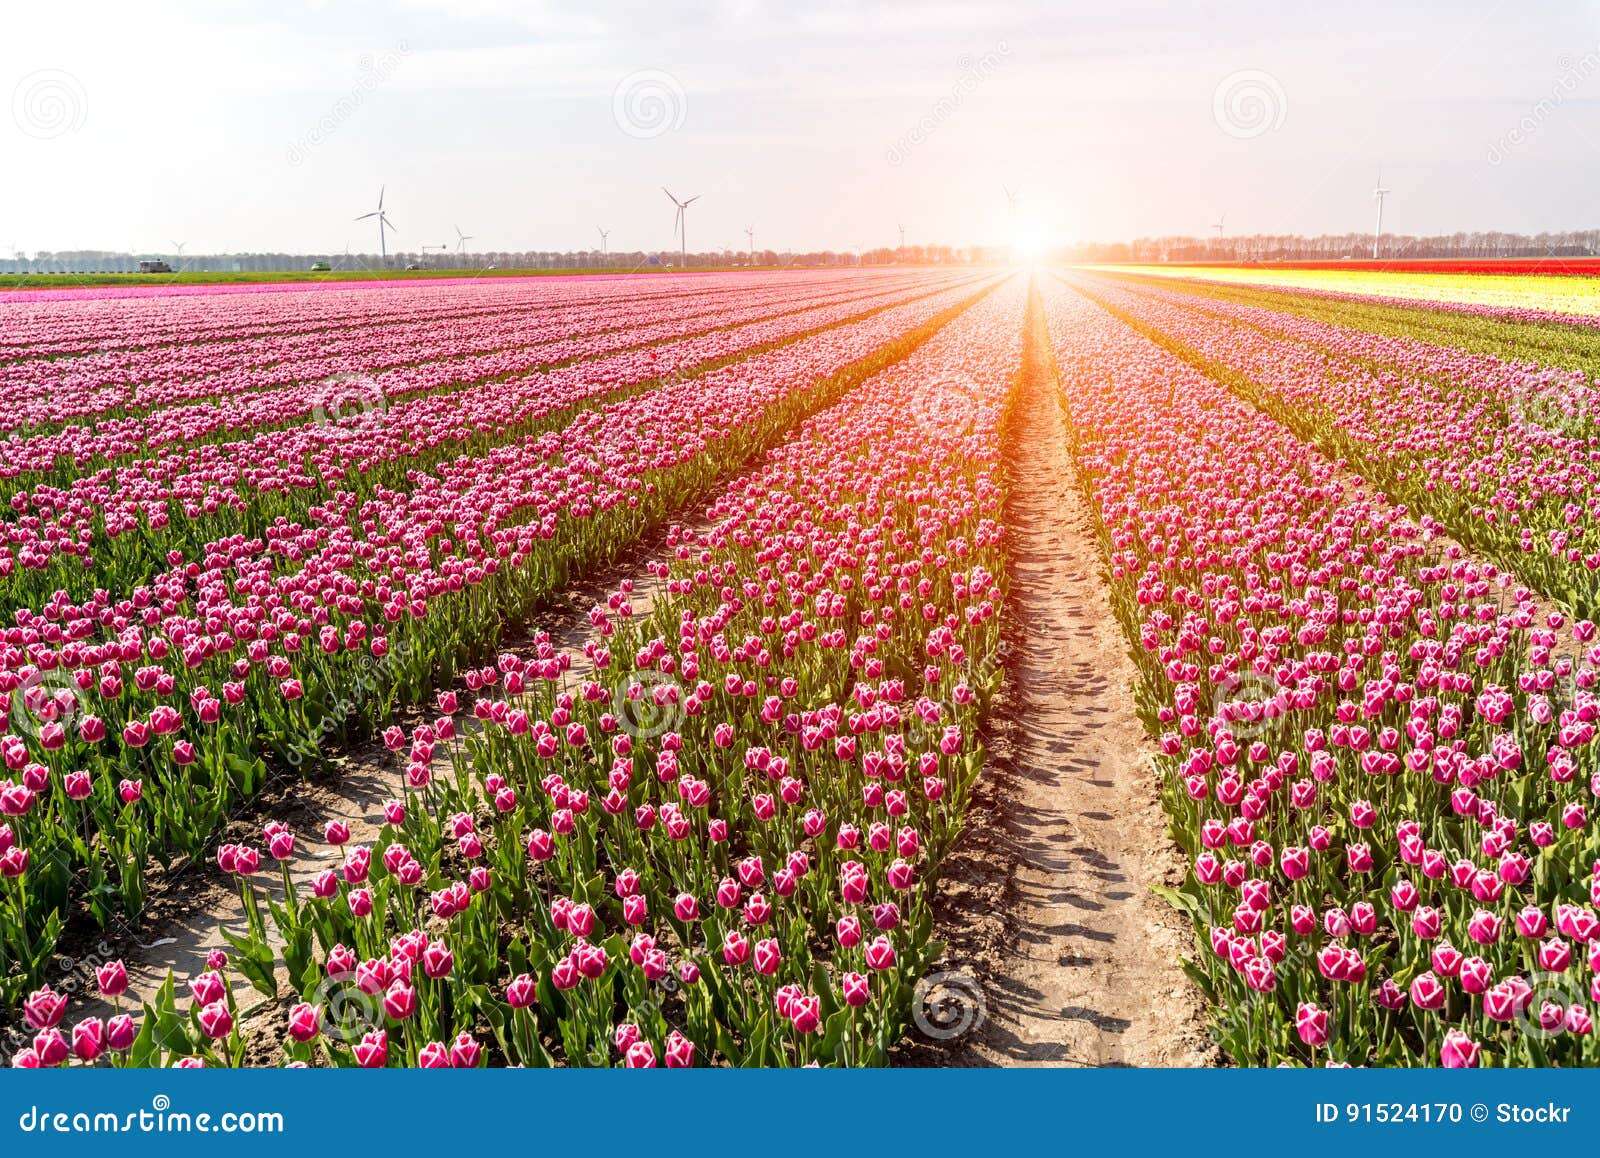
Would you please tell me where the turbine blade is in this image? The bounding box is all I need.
[685,195,700,205]
[378,185,385,209]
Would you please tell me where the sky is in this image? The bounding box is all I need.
[5,0,1600,255]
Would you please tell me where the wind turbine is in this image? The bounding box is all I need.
[454,224,474,255]
[355,186,397,260]
[745,224,756,262]
[171,240,187,268]
[1003,185,1022,233]
[1372,170,1391,260]
[662,187,700,268]
[898,224,906,251]
[597,226,610,257]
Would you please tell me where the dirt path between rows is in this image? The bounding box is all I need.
[20,281,1219,1067]
[25,537,672,1061]
[911,287,1215,1067]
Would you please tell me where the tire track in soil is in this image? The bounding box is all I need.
[906,284,1216,1067]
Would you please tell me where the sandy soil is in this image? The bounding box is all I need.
[904,289,1216,1068]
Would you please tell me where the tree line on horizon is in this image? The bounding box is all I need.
[0,245,984,275]
[1071,228,1600,263]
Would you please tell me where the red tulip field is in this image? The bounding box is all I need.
[4,266,1600,1069]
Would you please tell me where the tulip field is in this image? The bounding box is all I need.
[1053,268,1600,1068]
[5,263,1600,1069]
[1103,261,1600,323]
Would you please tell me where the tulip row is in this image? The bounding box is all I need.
[2,271,917,359]
[1042,277,1600,1067]
[0,274,999,1006]
[1104,264,1600,327]
[0,270,919,385]
[1073,274,1600,621]
[9,276,1026,1068]
[1,271,938,443]
[0,274,974,614]
[1102,272,1600,384]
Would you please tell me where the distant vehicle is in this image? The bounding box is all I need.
[405,263,420,270]
[138,260,173,274]
[309,262,331,271]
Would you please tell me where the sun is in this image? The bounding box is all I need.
[1011,228,1050,263]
